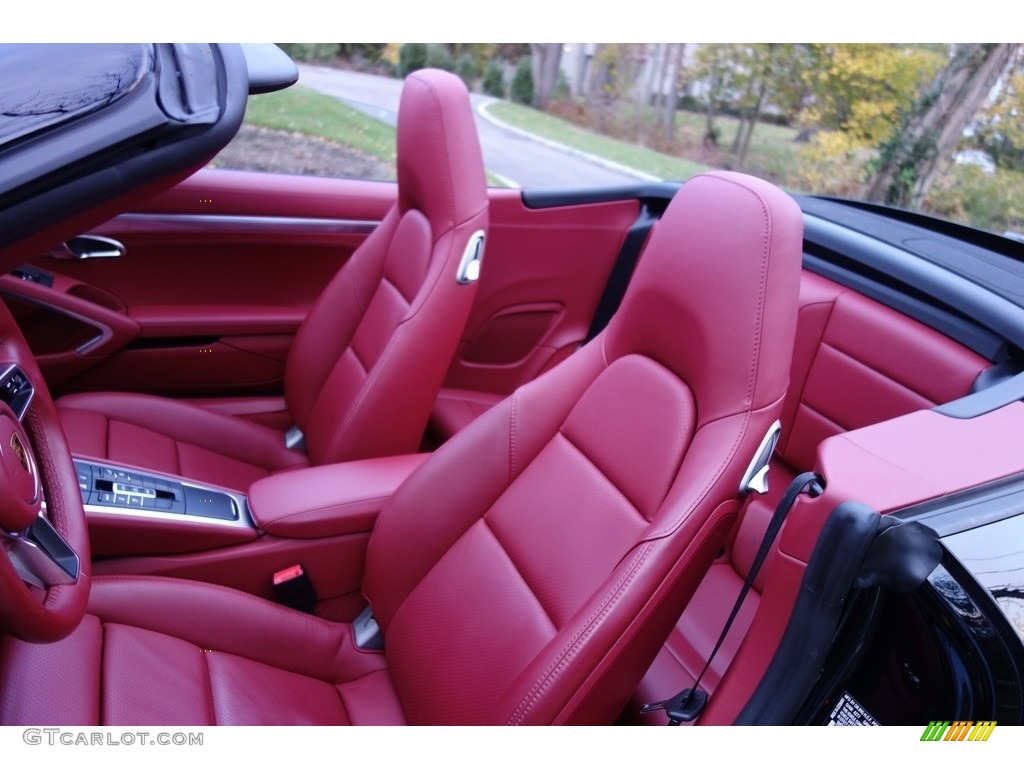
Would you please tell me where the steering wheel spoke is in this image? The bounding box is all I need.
[0,364,34,421]
[2,515,80,589]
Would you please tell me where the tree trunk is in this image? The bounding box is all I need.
[735,75,769,170]
[571,44,591,100]
[654,43,670,110]
[584,44,605,106]
[660,43,684,144]
[729,69,761,162]
[704,70,719,147]
[636,44,657,106]
[731,73,759,155]
[529,43,564,109]
[864,43,1020,207]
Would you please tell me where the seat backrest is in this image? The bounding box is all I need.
[362,171,803,724]
[775,272,988,472]
[284,69,488,465]
[728,270,988,591]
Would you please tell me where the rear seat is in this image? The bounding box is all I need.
[626,271,989,723]
[428,271,990,724]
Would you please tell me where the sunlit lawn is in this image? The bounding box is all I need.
[244,85,397,166]
[487,101,710,181]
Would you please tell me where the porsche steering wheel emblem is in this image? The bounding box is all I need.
[10,432,28,472]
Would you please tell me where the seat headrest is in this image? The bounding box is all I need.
[396,69,488,239]
[605,171,803,426]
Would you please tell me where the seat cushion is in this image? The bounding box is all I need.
[0,576,404,725]
[58,392,309,492]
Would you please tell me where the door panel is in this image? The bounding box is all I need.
[440,188,642,396]
[3,168,395,397]
[5,169,650,405]
[0,273,141,390]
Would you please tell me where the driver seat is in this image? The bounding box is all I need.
[0,171,802,725]
[55,68,489,492]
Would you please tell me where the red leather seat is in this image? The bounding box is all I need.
[55,68,489,491]
[0,171,802,725]
[628,272,990,723]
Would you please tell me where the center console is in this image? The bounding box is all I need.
[75,458,257,558]
[74,458,246,522]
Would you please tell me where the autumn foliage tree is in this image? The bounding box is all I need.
[727,44,812,169]
[794,44,946,196]
[864,43,1021,207]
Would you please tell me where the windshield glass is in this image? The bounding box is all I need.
[0,44,151,148]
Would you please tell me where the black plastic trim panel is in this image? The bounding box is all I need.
[802,214,1024,358]
[892,471,1024,538]
[936,371,1024,418]
[126,336,221,351]
[809,196,1024,263]
[520,183,680,210]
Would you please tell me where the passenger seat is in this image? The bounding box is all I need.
[56,69,489,492]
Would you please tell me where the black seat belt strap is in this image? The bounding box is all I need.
[583,201,660,342]
[641,470,824,725]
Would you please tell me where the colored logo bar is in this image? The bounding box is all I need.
[920,721,996,741]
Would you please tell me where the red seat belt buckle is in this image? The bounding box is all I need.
[272,564,317,614]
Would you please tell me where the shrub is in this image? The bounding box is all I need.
[424,44,455,73]
[510,57,534,106]
[337,44,387,64]
[554,70,571,102]
[482,61,505,98]
[926,165,1024,234]
[333,44,395,76]
[398,43,428,77]
[455,53,479,90]
[795,132,873,198]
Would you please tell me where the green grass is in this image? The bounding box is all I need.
[244,85,397,166]
[488,100,806,189]
[670,110,802,186]
[487,101,709,181]
[245,86,510,187]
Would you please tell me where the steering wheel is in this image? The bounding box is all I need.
[0,299,90,642]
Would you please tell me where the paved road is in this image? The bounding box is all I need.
[297,65,650,189]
